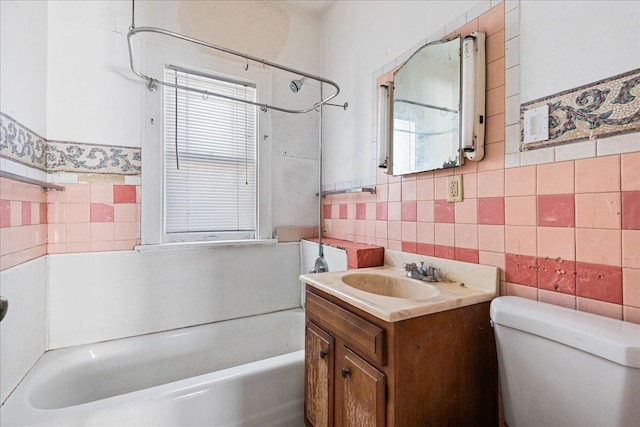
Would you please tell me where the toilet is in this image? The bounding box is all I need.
[490,296,640,427]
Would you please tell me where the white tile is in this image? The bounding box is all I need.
[520,146,555,166]
[505,152,521,168]
[0,158,27,177]
[505,124,521,154]
[411,38,429,55]
[124,175,141,185]
[445,14,467,36]
[555,139,596,162]
[505,64,520,97]
[505,36,520,69]
[467,1,491,22]
[505,7,520,41]
[427,27,446,44]
[597,133,640,156]
[49,172,78,184]
[0,257,47,404]
[505,94,521,126]
[395,49,411,67]
[504,0,519,13]
[491,0,505,7]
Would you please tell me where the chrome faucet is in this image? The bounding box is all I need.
[403,262,438,282]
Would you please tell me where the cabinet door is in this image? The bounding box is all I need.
[339,347,386,427]
[305,321,335,427]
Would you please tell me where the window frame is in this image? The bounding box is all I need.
[142,41,272,245]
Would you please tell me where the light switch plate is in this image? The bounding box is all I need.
[523,105,549,144]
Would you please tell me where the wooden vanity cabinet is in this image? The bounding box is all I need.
[304,286,498,427]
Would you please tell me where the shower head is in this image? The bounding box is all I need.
[290,77,307,93]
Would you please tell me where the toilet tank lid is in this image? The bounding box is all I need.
[490,296,640,368]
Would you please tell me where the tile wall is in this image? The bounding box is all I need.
[322,2,640,324]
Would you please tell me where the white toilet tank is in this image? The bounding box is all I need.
[490,296,640,427]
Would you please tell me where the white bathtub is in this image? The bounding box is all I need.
[1,309,305,427]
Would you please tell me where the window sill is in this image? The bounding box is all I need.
[134,239,278,252]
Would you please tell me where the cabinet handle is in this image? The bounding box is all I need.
[341,368,350,379]
[320,350,328,359]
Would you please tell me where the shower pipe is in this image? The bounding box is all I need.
[127,1,343,270]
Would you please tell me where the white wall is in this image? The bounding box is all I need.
[520,1,640,103]
[0,0,48,137]
[0,258,47,404]
[320,0,485,190]
[47,243,302,349]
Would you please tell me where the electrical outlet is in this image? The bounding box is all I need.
[447,175,463,202]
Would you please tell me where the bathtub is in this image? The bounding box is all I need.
[1,309,305,427]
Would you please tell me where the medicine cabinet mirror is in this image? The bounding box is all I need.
[380,33,485,176]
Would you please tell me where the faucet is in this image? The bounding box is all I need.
[403,262,438,282]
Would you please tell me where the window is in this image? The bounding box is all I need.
[163,66,257,241]
[142,43,271,245]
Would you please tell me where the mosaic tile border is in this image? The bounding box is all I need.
[0,112,141,175]
[521,68,640,150]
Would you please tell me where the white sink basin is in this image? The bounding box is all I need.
[341,273,439,300]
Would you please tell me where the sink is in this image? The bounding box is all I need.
[341,273,439,300]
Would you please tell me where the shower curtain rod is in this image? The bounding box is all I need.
[127,26,343,114]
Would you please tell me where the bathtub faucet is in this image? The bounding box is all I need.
[403,262,438,282]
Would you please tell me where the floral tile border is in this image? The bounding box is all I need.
[0,112,141,175]
[521,68,640,150]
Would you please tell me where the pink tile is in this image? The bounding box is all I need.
[347,204,356,220]
[622,191,640,230]
[417,200,434,222]
[478,197,505,225]
[388,240,402,251]
[113,185,136,204]
[402,180,416,201]
[66,203,90,223]
[623,306,640,324]
[39,203,47,225]
[577,297,623,320]
[90,203,115,223]
[376,202,388,220]
[416,178,434,201]
[10,201,21,227]
[621,152,640,191]
[323,204,332,219]
[114,240,138,251]
[417,243,435,256]
[538,258,576,294]
[537,194,575,227]
[115,222,138,240]
[455,248,479,263]
[366,203,376,220]
[339,204,348,219]
[505,196,536,226]
[48,224,66,243]
[65,242,91,253]
[477,141,504,172]
[505,254,538,287]
[478,225,505,252]
[537,226,575,261]
[575,192,621,229]
[435,245,455,260]
[402,241,417,253]
[434,200,455,223]
[575,155,621,194]
[477,170,504,198]
[622,268,640,308]
[388,182,401,202]
[91,184,114,203]
[331,204,340,219]
[375,221,387,239]
[376,184,388,202]
[538,289,576,309]
[47,243,66,254]
[479,251,506,281]
[505,282,538,300]
[623,230,640,268]
[537,161,574,195]
[65,184,91,203]
[417,222,434,244]
[455,223,478,249]
[463,173,478,199]
[388,221,402,241]
[401,221,417,242]
[47,203,65,224]
[505,166,536,197]
[434,177,449,200]
[0,200,10,228]
[65,223,91,243]
[455,198,478,224]
[505,225,537,257]
[91,240,115,252]
[356,203,367,220]
[401,201,417,221]
[21,201,31,225]
[434,223,455,247]
[31,203,40,224]
[576,228,621,266]
[388,202,401,221]
[90,223,114,242]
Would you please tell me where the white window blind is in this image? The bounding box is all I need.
[163,66,257,239]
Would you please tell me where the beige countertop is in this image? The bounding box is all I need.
[300,249,499,322]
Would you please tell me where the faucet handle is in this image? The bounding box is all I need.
[402,262,416,271]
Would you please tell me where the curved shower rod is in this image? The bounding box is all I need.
[127,26,345,114]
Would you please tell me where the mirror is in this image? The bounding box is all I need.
[389,37,462,175]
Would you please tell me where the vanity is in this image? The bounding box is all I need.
[300,250,499,426]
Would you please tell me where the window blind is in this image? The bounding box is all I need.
[163,66,257,238]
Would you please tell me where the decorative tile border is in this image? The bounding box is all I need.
[0,112,141,175]
[521,68,640,150]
